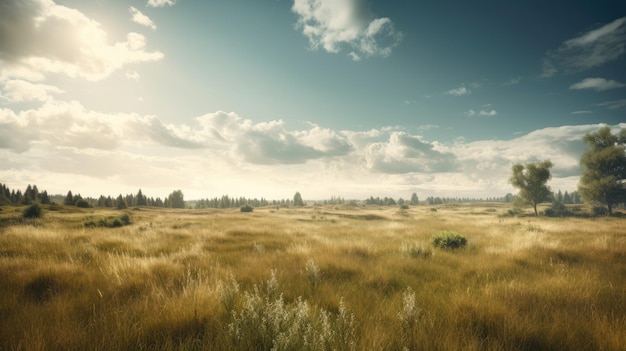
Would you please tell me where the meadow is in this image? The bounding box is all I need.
[0,203,625,350]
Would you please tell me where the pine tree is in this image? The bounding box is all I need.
[64,191,74,206]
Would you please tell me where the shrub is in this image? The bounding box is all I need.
[399,242,432,258]
[592,206,608,217]
[22,202,43,219]
[120,213,132,225]
[227,272,355,351]
[399,204,410,210]
[431,231,467,249]
[83,214,132,228]
[75,199,91,208]
[544,201,569,217]
[240,204,254,213]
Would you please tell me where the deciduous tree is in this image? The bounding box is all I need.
[578,127,626,215]
[509,160,553,216]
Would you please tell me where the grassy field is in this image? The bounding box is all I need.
[0,203,625,350]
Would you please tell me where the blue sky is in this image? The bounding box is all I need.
[1,0,625,200]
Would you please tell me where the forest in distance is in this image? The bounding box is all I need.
[0,181,585,210]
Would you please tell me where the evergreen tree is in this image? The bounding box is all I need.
[64,191,74,206]
[40,191,50,204]
[136,189,147,206]
[293,192,305,207]
[168,190,185,208]
[116,195,127,209]
[410,193,419,205]
[563,191,572,204]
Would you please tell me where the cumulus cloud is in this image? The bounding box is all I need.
[0,0,164,81]
[445,85,471,96]
[130,6,157,31]
[542,16,626,77]
[196,111,353,164]
[363,132,459,174]
[147,0,176,7]
[569,77,626,91]
[292,0,403,60]
[2,79,64,102]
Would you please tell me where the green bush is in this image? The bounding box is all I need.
[592,206,608,217]
[544,201,569,217]
[22,203,43,219]
[75,199,91,208]
[431,231,467,249]
[399,204,410,210]
[84,214,132,228]
[240,204,254,213]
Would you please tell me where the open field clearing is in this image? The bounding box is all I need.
[1,204,625,350]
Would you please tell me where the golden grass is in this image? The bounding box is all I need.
[0,203,625,350]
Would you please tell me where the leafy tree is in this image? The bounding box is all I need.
[293,192,305,207]
[168,190,185,208]
[578,126,626,215]
[509,160,553,216]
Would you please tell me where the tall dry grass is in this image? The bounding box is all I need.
[0,203,624,350]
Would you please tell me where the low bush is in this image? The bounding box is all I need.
[592,206,608,217]
[22,203,43,219]
[84,214,132,228]
[400,241,432,258]
[240,204,254,213]
[544,201,569,217]
[75,199,91,208]
[431,231,467,249]
[227,271,356,351]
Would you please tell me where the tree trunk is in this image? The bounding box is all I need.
[533,203,538,216]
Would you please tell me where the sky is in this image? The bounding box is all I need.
[1,0,625,201]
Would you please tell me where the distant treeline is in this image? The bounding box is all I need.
[1,182,583,209]
[0,183,51,205]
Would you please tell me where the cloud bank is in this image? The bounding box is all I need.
[2,88,619,198]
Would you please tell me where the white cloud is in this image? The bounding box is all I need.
[363,132,459,174]
[569,77,626,91]
[466,109,476,117]
[0,0,164,82]
[478,109,497,117]
[147,0,176,7]
[445,85,471,96]
[597,99,626,110]
[504,77,522,86]
[292,0,403,59]
[2,84,624,199]
[130,6,157,31]
[572,110,593,114]
[126,71,141,81]
[2,79,64,102]
[542,16,626,76]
